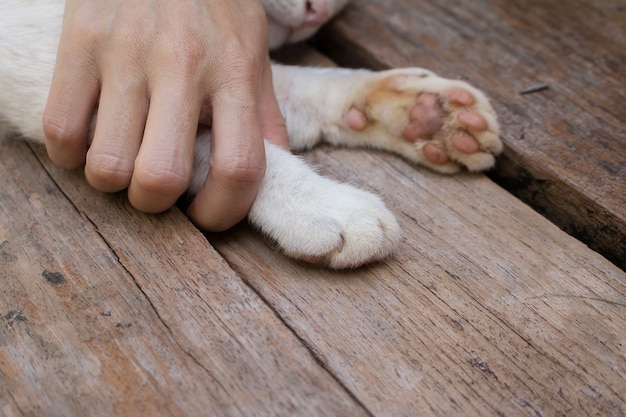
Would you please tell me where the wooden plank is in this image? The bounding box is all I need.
[2,34,623,417]
[0,140,368,417]
[312,0,626,269]
[213,145,626,417]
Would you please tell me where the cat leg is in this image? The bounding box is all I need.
[247,141,401,269]
[272,64,502,173]
[188,128,400,268]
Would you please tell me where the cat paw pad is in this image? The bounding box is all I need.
[344,69,502,173]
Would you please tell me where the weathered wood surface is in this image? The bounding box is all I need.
[214,146,626,417]
[0,140,366,417]
[1,30,625,417]
[314,0,626,269]
[5,139,624,417]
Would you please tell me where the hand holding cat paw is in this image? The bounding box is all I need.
[43,0,287,231]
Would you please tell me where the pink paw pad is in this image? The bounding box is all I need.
[450,132,480,154]
[423,143,450,164]
[458,111,488,132]
[449,88,476,106]
[406,88,488,165]
[346,106,369,131]
[403,93,445,140]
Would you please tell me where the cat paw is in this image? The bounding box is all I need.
[249,144,401,269]
[294,184,401,269]
[343,68,502,173]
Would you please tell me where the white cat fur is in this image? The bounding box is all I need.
[0,0,501,268]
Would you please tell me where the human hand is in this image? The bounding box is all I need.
[43,0,288,231]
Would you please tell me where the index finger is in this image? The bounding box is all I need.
[43,37,99,169]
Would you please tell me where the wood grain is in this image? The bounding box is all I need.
[2,20,625,417]
[214,145,626,417]
[0,140,367,417]
[313,0,626,269]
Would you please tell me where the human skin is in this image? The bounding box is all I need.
[43,0,288,231]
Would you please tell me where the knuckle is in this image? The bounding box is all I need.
[132,165,191,198]
[43,108,84,147]
[157,32,207,74]
[224,42,263,75]
[85,153,133,191]
[65,6,106,46]
[214,54,264,102]
[211,153,266,191]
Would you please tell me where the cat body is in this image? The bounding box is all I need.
[0,0,501,268]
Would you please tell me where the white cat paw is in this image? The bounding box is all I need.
[249,144,401,269]
[343,68,502,173]
[285,183,401,269]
